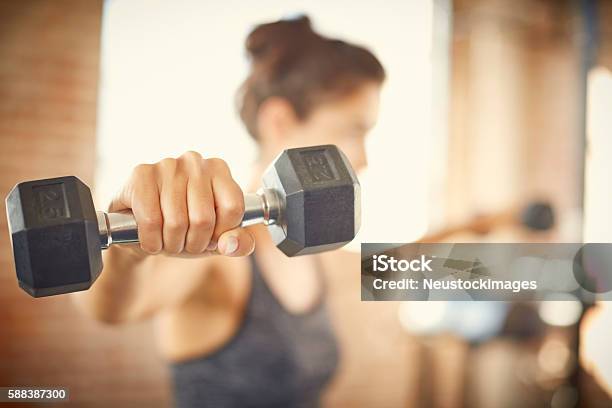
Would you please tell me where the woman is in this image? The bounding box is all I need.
[75,16,385,407]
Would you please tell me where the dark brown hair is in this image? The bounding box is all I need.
[237,15,386,140]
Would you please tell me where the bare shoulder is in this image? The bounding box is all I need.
[319,249,361,274]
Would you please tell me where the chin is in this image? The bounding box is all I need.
[354,164,367,177]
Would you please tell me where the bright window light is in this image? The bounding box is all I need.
[582,66,612,395]
[96,0,436,247]
[585,66,612,242]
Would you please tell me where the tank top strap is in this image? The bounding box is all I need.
[246,255,286,316]
[248,254,327,318]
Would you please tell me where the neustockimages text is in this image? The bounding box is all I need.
[370,255,537,293]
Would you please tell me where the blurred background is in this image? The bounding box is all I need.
[1,0,611,406]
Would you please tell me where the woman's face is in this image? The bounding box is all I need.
[272,82,382,173]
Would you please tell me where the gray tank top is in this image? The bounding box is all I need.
[170,256,339,408]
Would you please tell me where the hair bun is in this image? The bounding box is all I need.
[246,15,317,62]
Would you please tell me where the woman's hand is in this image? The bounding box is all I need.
[109,151,255,257]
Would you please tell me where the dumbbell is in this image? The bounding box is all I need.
[416,201,554,243]
[6,145,360,297]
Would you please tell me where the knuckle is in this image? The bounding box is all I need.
[190,211,215,231]
[158,158,178,172]
[206,157,229,171]
[164,216,188,233]
[181,151,205,176]
[180,150,202,161]
[132,163,154,178]
[220,199,245,222]
[139,214,163,230]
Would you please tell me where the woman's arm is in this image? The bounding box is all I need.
[72,246,213,324]
[72,151,255,324]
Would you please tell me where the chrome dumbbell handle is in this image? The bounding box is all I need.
[96,189,282,249]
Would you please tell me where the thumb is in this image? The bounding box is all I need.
[217,227,256,257]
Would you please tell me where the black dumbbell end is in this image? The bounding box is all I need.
[5,176,103,297]
[263,145,360,256]
[520,201,555,231]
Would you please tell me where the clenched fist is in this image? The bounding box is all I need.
[109,151,255,257]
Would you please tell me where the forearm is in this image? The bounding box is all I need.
[72,244,217,324]
[72,245,150,324]
[69,151,258,323]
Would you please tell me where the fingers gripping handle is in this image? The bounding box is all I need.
[97,189,282,249]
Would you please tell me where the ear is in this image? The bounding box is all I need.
[256,97,299,144]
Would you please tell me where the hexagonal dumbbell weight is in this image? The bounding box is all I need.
[6,145,360,297]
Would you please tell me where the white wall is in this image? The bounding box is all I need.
[585,66,612,242]
[96,0,436,247]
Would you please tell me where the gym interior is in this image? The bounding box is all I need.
[1,0,612,407]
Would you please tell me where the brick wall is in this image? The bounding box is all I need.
[0,1,171,406]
